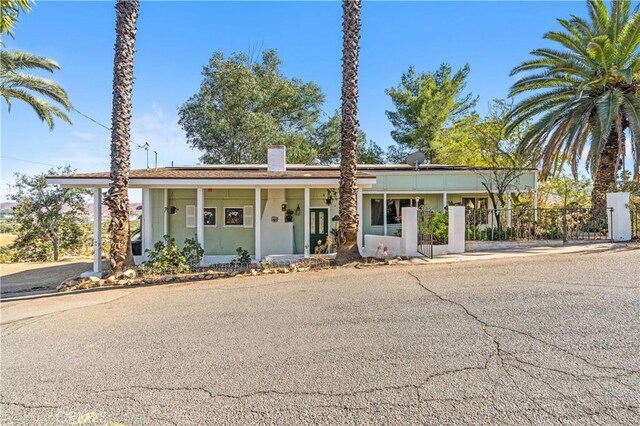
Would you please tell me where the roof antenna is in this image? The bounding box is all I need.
[154,151,158,169]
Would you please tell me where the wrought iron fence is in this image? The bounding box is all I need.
[465,207,611,242]
[417,208,449,258]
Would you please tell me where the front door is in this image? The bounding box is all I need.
[309,208,329,253]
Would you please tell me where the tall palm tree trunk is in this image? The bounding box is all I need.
[104,0,138,275]
[335,0,362,265]
[591,126,622,216]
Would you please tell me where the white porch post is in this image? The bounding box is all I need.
[357,187,363,249]
[196,188,204,248]
[142,188,152,255]
[92,189,102,273]
[304,187,310,257]
[506,192,512,228]
[383,192,388,236]
[442,192,448,212]
[255,188,261,261]
[163,188,168,236]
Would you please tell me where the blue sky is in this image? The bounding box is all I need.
[0,1,615,201]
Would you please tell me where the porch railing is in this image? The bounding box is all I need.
[465,207,612,242]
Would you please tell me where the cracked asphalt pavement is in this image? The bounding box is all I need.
[1,246,639,425]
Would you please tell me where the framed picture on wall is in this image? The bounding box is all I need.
[204,207,216,226]
[224,207,244,226]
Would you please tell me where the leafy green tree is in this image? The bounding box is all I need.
[313,111,384,164]
[179,49,325,164]
[8,166,90,261]
[385,63,477,160]
[507,0,640,214]
[0,0,72,130]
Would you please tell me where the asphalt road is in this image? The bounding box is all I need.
[1,246,639,425]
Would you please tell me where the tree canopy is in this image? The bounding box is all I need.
[8,166,90,262]
[507,0,640,211]
[312,111,384,164]
[385,63,477,160]
[179,50,325,164]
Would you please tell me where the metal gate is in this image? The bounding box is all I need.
[417,207,434,259]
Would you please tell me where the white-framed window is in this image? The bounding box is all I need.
[186,205,196,228]
[204,207,217,227]
[224,207,244,227]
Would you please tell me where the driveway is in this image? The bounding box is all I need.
[1,246,639,425]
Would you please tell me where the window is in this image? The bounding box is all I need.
[462,197,488,210]
[224,207,244,226]
[370,198,423,226]
[204,207,216,227]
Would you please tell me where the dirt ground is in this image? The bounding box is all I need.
[0,233,16,247]
[0,258,93,296]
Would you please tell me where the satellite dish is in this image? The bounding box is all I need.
[405,152,426,170]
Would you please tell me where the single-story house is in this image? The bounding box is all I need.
[47,146,538,271]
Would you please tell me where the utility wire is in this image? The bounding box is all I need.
[0,156,63,167]
[72,107,148,150]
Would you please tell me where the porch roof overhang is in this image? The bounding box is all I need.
[45,167,377,189]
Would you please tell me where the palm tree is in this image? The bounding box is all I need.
[104,0,139,275]
[508,0,640,214]
[0,50,72,129]
[335,0,362,265]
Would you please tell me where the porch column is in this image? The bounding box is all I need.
[142,188,152,255]
[506,192,512,228]
[196,188,204,247]
[163,188,168,236]
[442,192,448,212]
[255,188,261,260]
[357,187,363,249]
[304,187,310,257]
[383,192,388,236]
[92,189,102,273]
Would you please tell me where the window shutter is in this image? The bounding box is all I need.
[186,205,196,228]
[243,205,254,228]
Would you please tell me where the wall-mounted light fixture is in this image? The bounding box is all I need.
[295,204,301,216]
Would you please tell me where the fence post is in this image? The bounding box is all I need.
[448,206,466,254]
[606,192,632,241]
[401,207,418,256]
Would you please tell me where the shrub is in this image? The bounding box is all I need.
[143,235,204,274]
[233,247,251,266]
[183,237,204,267]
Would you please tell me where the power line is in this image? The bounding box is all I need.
[72,107,149,150]
[0,156,63,167]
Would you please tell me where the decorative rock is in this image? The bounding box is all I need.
[117,279,128,285]
[80,271,103,279]
[105,275,116,283]
[198,274,205,279]
[250,269,258,276]
[283,268,289,273]
[56,284,65,291]
[163,276,173,282]
[88,276,101,283]
[205,275,213,280]
[122,269,136,278]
